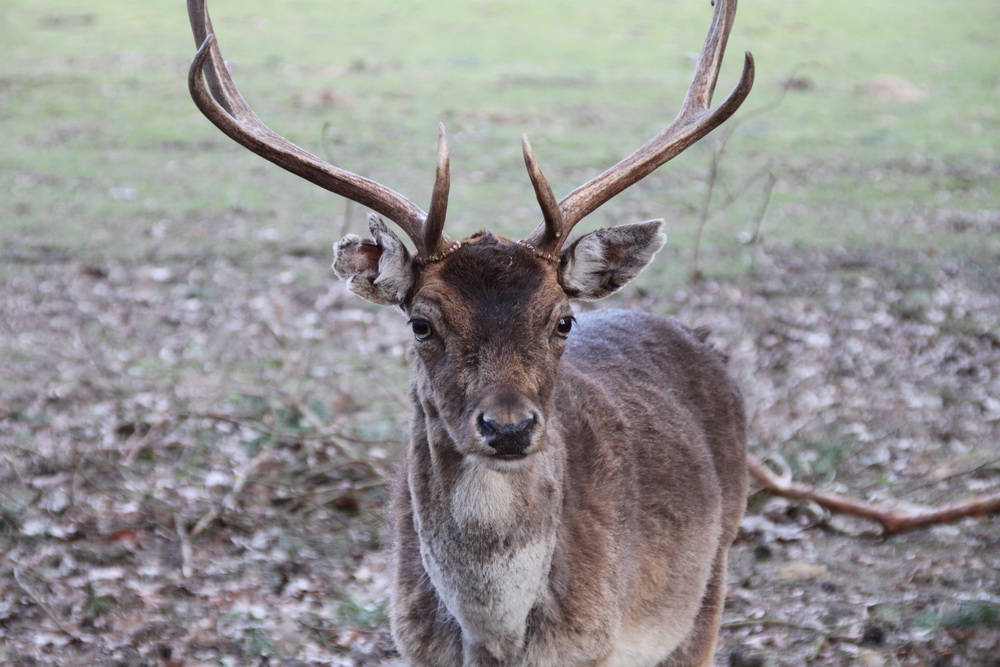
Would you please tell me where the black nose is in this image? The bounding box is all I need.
[477,414,537,457]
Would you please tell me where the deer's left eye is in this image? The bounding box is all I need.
[555,316,575,337]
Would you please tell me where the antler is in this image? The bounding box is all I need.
[186,0,454,258]
[522,0,755,255]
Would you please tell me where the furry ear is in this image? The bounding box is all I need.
[332,214,415,306]
[559,220,666,300]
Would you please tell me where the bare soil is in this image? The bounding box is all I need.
[2,240,998,665]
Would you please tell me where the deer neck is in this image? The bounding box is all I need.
[407,398,565,662]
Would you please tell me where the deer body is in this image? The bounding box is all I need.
[186,1,753,663]
[388,241,746,666]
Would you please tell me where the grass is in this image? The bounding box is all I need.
[336,594,389,630]
[2,0,998,286]
[919,601,1000,632]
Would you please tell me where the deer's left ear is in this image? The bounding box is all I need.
[559,220,666,300]
[332,214,415,306]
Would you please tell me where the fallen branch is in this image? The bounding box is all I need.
[747,454,1000,535]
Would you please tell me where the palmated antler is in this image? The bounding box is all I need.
[522,0,755,255]
[186,0,454,258]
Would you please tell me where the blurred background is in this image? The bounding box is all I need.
[2,0,998,664]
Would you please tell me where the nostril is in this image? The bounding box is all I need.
[477,414,501,440]
[510,416,536,434]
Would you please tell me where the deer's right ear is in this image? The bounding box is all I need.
[333,215,415,306]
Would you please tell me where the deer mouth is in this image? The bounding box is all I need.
[493,453,529,462]
[469,449,536,471]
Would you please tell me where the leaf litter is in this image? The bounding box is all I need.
[1,242,997,665]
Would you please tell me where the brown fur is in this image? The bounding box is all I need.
[382,234,746,666]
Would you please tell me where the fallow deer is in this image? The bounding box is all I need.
[187,0,754,664]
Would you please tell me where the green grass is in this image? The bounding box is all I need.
[2,0,998,282]
[919,601,1000,632]
[336,594,389,630]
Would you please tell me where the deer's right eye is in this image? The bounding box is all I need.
[409,319,433,341]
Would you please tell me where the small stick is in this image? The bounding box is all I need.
[191,447,273,537]
[175,513,194,579]
[12,567,85,642]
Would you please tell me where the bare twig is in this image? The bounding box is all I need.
[12,567,86,642]
[896,456,1000,496]
[123,419,178,466]
[285,396,351,457]
[688,143,774,281]
[173,408,393,472]
[690,139,724,282]
[191,446,275,537]
[723,617,826,632]
[351,479,390,493]
[321,120,356,240]
[175,513,194,579]
[806,621,855,662]
[748,454,1000,535]
[174,409,266,431]
[688,72,792,282]
[740,170,776,336]
[723,614,858,661]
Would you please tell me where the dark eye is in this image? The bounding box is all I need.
[409,318,433,341]
[555,316,574,337]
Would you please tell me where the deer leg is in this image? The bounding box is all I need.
[658,547,729,667]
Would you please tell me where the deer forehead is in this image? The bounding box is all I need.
[411,234,568,331]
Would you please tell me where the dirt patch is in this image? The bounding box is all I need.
[857,75,926,103]
[1,243,997,665]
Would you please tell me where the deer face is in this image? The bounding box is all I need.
[408,234,572,463]
[333,217,667,465]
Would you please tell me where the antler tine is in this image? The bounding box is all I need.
[521,134,564,250]
[187,0,229,115]
[523,0,754,254]
[186,0,433,252]
[422,124,456,258]
[683,0,742,115]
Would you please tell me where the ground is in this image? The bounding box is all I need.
[2,1,999,664]
[2,240,997,666]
